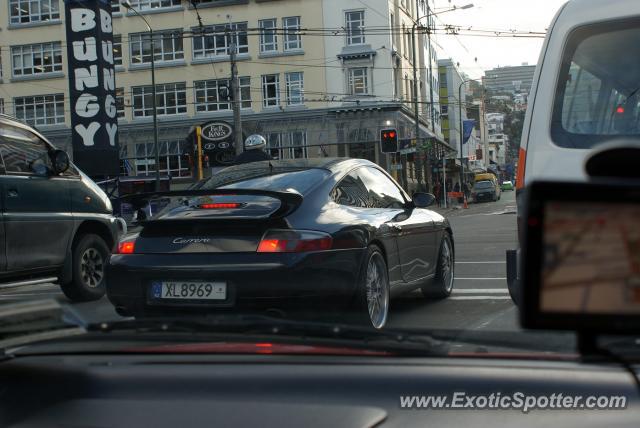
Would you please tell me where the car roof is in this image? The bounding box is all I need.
[0,114,52,144]
[219,157,375,174]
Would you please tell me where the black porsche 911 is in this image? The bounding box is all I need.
[107,158,454,329]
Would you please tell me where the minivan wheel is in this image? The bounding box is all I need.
[422,234,454,299]
[61,234,108,302]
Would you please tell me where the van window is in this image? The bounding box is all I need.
[551,20,640,149]
[0,122,53,175]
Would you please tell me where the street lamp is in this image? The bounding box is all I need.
[411,3,473,192]
[122,0,160,191]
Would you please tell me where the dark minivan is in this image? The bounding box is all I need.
[0,115,120,301]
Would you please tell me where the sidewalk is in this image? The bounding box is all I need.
[430,202,463,217]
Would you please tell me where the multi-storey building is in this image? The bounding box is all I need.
[484,63,536,94]
[438,58,470,156]
[0,0,450,189]
[322,0,448,190]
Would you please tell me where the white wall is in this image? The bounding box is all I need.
[322,0,396,106]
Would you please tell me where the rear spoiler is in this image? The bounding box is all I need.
[118,188,303,220]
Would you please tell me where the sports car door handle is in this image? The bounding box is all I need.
[390,224,402,233]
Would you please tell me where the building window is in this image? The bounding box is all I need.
[10,0,60,25]
[132,82,187,117]
[126,0,180,11]
[130,30,183,65]
[345,10,365,45]
[390,13,395,50]
[192,23,248,59]
[111,0,120,13]
[267,131,307,160]
[115,87,125,118]
[11,42,63,77]
[285,72,304,106]
[348,68,369,95]
[262,74,280,108]
[441,105,448,115]
[134,140,191,178]
[239,77,251,109]
[440,73,447,88]
[194,77,251,112]
[259,19,278,52]
[283,16,302,50]
[266,133,281,159]
[289,131,307,159]
[14,94,65,126]
[113,35,123,66]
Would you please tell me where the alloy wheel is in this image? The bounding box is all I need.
[440,239,454,294]
[365,252,389,329]
[80,247,104,288]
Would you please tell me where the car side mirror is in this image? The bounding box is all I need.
[51,150,70,174]
[412,192,436,208]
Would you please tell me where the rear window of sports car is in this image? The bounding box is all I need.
[197,167,330,194]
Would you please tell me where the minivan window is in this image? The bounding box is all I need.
[0,123,53,175]
[551,20,640,148]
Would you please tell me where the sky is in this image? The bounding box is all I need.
[431,0,568,78]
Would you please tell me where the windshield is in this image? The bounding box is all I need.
[2,0,623,365]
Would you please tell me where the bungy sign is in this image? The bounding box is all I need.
[64,0,119,176]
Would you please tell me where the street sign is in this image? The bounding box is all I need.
[399,147,417,155]
[201,122,233,142]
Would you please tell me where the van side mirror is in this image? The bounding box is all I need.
[51,150,70,174]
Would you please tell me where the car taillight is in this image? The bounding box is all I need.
[516,147,526,190]
[198,203,241,209]
[118,240,136,254]
[257,230,333,253]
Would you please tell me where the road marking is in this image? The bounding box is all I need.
[454,288,509,294]
[449,296,512,300]
[0,292,60,298]
[456,261,505,264]
[455,277,507,280]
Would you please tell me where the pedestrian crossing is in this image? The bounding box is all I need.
[451,260,511,301]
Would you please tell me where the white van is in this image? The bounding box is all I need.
[507,0,640,302]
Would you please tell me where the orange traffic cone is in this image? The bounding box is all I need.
[463,196,469,209]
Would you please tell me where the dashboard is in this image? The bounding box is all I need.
[1,354,639,427]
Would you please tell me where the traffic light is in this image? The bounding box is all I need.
[380,128,398,153]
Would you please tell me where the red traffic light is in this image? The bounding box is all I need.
[380,128,399,153]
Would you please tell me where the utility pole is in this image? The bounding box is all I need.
[122,1,160,190]
[458,80,465,189]
[411,24,423,192]
[227,26,243,156]
[426,1,435,132]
